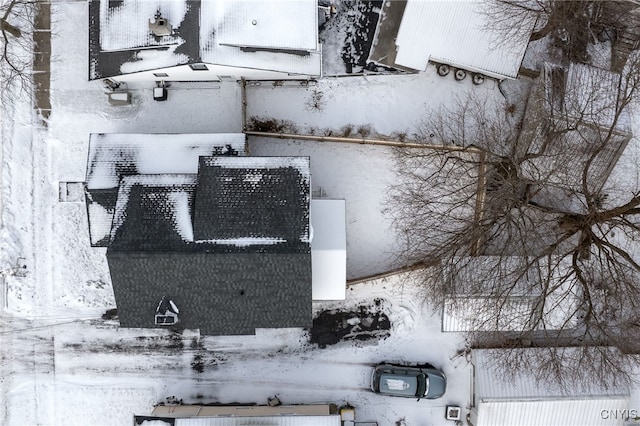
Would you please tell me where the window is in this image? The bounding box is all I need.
[190,64,209,71]
[153,72,169,77]
[155,313,178,325]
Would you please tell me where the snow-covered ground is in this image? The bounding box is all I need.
[6,1,640,426]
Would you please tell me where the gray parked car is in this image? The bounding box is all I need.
[370,364,446,400]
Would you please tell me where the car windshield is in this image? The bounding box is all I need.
[416,373,429,397]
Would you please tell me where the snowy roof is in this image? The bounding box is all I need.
[442,256,578,332]
[85,133,245,246]
[215,0,318,50]
[89,0,321,80]
[192,156,310,243]
[471,348,631,425]
[472,397,630,426]
[473,348,630,400]
[522,63,632,194]
[86,138,313,335]
[105,155,311,251]
[391,0,536,78]
[86,133,246,190]
[109,174,197,249]
[543,62,631,132]
[310,199,346,300]
[148,404,339,420]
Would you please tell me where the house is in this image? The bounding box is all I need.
[89,0,322,83]
[135,404,343,426]
[520,62,633,199]
[368,0,537,80]
[85,133,346,335]
[469,348,633,426]
[441,256,577,332]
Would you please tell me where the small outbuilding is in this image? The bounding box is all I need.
[470,348,632,426]
[369,0,537,79]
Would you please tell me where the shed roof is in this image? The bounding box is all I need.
[472,397,630,426]
[135,414,341,426]
[473,348,630,400]
[442,256,578,332]
[471,348,631,425]
[89,0,321,80]
[521,63,632,194]
[391,0,536,78]
[310,199,346,300]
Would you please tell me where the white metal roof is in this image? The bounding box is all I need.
[311,199,346,300]
[472,397,630,426]
[471,348,631,425]
[441,256,578,332]
[216,0,318,50]
[394,0,536,79]
[473,348,630,400]
[200,0,321,77]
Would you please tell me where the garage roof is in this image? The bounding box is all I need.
[394,0,536,78]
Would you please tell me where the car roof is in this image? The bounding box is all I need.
[378,372,420,397]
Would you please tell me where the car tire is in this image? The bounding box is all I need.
[472,73,485,85]
[454,69,467,81]
[437,63,450,77]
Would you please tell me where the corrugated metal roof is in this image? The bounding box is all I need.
[442,296,540,332]
[474,397,629,426]
[394,0,536,78]
[473,348,630,399]
[559,63,629,131]
[442,256,579,332]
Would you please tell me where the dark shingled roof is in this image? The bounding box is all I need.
[193,156,310,243]
[102,155,312,335]
[85,133,245,247]
[108,251,311,335]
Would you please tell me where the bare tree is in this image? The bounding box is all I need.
[0,0,36,101]
[483,0,640,64]
[388,53,640,388]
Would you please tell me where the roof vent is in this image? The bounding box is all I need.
[149,15,172,37]
[155,296,180,326]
